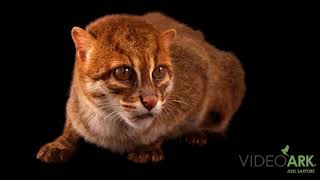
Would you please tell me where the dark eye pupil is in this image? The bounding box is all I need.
[115,67,132,81]
[156,67,162,75]
[153,66,166,79]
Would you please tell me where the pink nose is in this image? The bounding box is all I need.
[141,95,158,111]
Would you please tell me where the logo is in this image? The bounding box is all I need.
[281,145,289,157]
[239,145,317,174]
[282,145,316,174]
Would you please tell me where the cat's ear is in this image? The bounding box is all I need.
[71,27,96,61]
[160,29,176,50]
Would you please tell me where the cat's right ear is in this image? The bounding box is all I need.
[160,29,176,50]
[71,27,96,61]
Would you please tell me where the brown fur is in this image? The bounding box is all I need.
[37,12,245,163]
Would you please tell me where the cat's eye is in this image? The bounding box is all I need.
[153,66,168,80]
[114,66,133,81]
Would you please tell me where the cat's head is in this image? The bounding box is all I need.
[71,16,176,129]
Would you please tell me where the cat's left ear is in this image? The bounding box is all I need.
[160,29,176,50]
[71,27,96,61]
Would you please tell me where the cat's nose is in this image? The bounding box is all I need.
[140,95,158,111]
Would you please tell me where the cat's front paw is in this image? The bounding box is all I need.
[128,147,164,163]
[185,131,207,146]
[37,141,75,163]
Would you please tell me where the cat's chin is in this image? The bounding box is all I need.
[124,114,154,130]
[132,113,154,120]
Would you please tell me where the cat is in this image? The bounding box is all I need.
[37,12,245,163]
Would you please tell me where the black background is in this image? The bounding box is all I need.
[6,0,319,178]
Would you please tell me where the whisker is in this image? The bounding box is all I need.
[160,108,171,126]
[104,111,118,121]
[164,103,177,122]
[169,99,191,107]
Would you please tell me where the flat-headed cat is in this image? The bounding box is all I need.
[37,12,245,163]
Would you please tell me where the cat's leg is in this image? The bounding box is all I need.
[127,140,164,163]
[37,121,80,163]
[185,130,207,146]
[184,111,229,146]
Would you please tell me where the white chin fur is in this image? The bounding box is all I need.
[120,113,154,130]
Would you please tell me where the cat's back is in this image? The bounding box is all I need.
[142,12,204,41]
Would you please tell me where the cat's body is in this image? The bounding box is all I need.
[37,12,245,163]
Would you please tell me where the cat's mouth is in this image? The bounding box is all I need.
[131,113,154,121]
[123,112,157,129]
